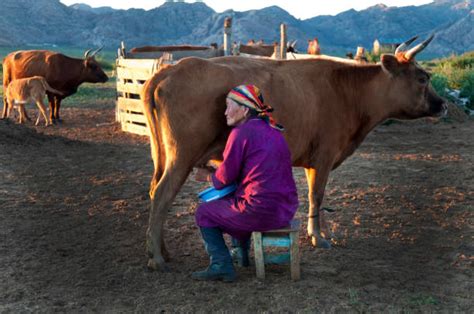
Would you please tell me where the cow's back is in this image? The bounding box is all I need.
[4,50,57,82]
[6,76,47,104]
[145,56,355,165]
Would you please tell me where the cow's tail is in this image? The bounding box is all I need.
[41,78,63,95]
[141,75,165,195]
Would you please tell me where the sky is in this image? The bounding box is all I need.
[59,0,434,19]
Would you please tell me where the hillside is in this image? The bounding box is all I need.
[0,0,471,57]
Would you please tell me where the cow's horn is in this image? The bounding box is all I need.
[89,46,104,58]
[404,34,434,60]
[84,49,92,59]
[394,35,419,54]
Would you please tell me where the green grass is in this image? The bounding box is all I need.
[426,51,474,110]
[408,294,439,306]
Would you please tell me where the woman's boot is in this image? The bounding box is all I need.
[192,227,236,282]
[230,237,250,267]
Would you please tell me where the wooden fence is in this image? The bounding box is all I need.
[115,57,162,136]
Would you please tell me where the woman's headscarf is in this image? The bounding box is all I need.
[227,84,284,131]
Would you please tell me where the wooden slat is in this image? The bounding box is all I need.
[117,97,143,113]
[263,219,300,234]
[252,232,265,280]
[116,58,157,69]
[262,235,290,247]
[117,67,154,81]
[116,81,144,94]
[121,122,149,136]
[119,111,147,124]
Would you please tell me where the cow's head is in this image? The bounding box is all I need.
[380,35,447,119]
[83,47,109,83]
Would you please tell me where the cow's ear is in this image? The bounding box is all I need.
[381,54,402,76]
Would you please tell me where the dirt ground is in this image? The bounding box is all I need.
[0,103,472,312]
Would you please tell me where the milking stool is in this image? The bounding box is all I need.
[252,219,301,281]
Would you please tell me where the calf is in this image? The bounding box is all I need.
[5,76,62,126]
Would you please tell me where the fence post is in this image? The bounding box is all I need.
[280,24,287,60]
[224,17,232,56]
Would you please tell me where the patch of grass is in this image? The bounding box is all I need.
[62,74,116,108]
[431,73,450,98]
[408,294,439,306]
[348,288,360,306]
[460,71,474,109]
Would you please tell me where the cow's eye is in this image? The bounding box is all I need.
[90,64,98,70]
[418,76,428,85]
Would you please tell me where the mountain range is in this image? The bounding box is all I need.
[0,0,472,57]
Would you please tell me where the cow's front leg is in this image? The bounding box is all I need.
[305,167,332,248]
[146,163,190,271]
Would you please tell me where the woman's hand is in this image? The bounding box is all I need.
[194,168,213,182]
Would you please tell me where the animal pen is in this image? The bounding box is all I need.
[115,21,291,136]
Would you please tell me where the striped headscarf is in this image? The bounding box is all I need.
[227,85,284,131]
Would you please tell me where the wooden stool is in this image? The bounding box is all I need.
[252,219,301,280]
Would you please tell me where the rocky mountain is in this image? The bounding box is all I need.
[0,0,471,57]
[69,3,115,14]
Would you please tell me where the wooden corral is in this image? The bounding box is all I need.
[115,19,291,136]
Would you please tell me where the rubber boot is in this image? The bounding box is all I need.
[192,227,236,282]
[230,237,250,267]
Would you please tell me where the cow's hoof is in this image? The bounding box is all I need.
[147,258,170,272]
[311,235,332,249]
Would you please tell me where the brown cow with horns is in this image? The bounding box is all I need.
[141,35,446,271]
[2,48,108,123]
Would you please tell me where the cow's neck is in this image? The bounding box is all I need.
[334,65,395,161]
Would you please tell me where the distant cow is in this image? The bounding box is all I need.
[140,35,446,271]
[239,40,298,58]
[2,48,108,123]
[307,38,321,55]
[5,76,63,126]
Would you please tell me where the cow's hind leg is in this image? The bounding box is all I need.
[305,167,333,248]
[47,94,56,124]
[54,97,63,123]
[146,160,191,271]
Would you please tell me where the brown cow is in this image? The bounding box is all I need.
[141,35,446,271]
[5,76,63,126]
[2,48,108,123]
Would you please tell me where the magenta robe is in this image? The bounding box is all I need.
[195,118,298,240]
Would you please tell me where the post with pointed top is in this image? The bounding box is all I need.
[280,23,287,60]
[224,17,232,56]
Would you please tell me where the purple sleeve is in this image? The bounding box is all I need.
[211,128,246,189]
